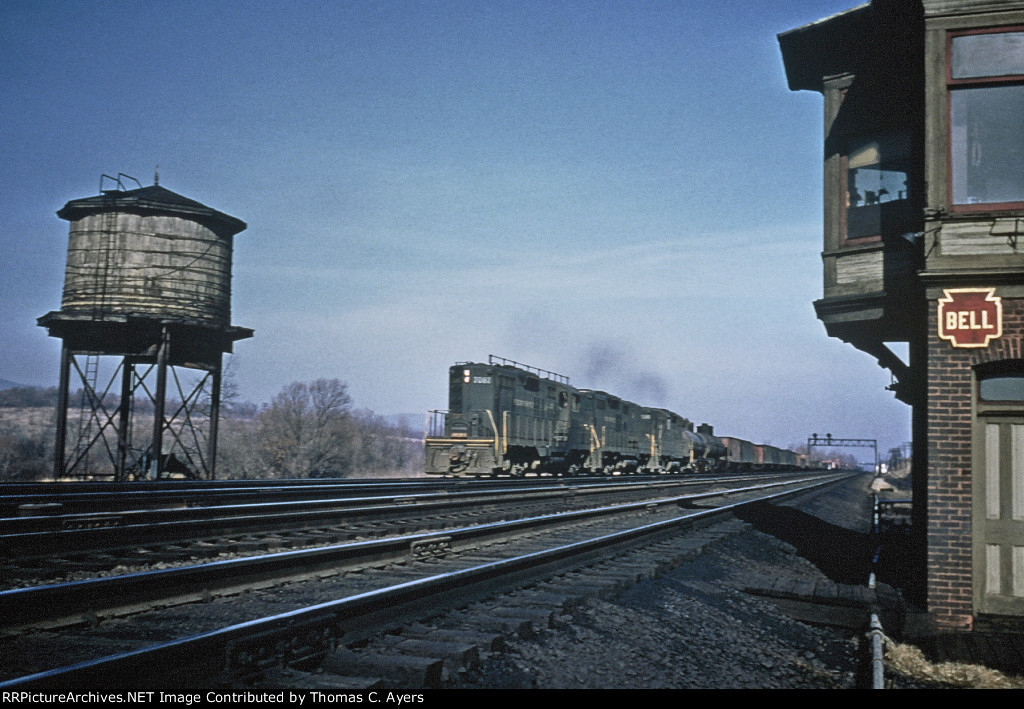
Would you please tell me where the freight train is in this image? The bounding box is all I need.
[424,356,811,477]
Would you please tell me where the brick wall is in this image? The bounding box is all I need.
[926,295,1024,629]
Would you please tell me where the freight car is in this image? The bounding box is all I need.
[425,357,804,477]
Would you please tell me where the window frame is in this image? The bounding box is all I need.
[976,360,1024,414]
[946,26,1024,213]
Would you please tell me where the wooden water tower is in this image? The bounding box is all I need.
[38,174,253,480]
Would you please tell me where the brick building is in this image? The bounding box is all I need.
[780,0,1024,631]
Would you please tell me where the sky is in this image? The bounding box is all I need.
[0,0,910,460]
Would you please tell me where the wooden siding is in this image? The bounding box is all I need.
[833,250,883,286]
[61,212,233,326]
[939,221,1024,257]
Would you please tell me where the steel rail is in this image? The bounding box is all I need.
[0,473,846,631]
[0,479,459,515]
[2,480,620,534]
[0,473,851,689]
[0,481,681,559]
[2,471,807,529]
[1,477,706,533]
[0,471,812,515]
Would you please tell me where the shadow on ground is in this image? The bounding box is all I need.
[734,502,874,585]
[735,501,925,608]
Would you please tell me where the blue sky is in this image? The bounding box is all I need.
[0,0,909,458]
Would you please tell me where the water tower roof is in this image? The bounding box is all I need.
[57,185,246,235]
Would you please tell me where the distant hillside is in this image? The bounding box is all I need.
[0,378,24,391]
[0,385,59,408]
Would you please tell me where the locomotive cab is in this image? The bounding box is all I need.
[425,358,576,476]
[425,364,501,475]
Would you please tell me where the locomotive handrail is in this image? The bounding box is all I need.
[485,409,501,457]
[486,354,570,384]
[425,410,448,438]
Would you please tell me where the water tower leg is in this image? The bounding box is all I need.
[207,355,222,480]
[150,328,169,479]
[117,359,133,481]
[52,342,71,479]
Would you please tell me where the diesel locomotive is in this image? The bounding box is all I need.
[424,356,807,477]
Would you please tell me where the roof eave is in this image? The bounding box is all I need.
[778,3,872,92]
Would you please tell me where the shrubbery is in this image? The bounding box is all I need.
[0,379,423,481]
[217,379,424,479]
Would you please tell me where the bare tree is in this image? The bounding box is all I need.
[255,379,353,478]
[211,378,422,479]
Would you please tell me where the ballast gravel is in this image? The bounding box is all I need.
[461,527,862,689]
[458,476,944,689]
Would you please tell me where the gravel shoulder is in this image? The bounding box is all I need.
[461,473,951,689]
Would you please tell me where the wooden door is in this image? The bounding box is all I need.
[973,368,1024,616]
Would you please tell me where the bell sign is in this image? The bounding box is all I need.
[937,288,1002,348]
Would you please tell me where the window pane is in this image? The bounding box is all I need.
[1014,425,1024,521]
[951,85,1024,205]
[980,374,1024,401]
[987,544,1001,594]
[986,424,1001,519]
[846,136,911,238]
[952,32,1024,78]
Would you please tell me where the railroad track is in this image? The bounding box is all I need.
[0,478,456,516]
[0,471,852,689]
[1,474,803,585]
[0,475,723,516]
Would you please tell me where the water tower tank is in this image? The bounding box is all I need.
[55,184,246,327]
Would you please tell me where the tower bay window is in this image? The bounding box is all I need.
[846,134,912,240]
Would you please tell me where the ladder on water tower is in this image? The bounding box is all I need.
[70,194,118,479]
